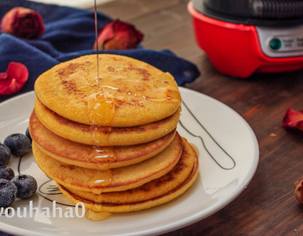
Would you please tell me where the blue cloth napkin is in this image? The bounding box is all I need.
[0,0,200,103]
[0,2,200,235]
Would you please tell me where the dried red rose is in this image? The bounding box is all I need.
[0,62,29,95]
[282,108,303,131]
[94,19,144,50]
[1,7,44,39]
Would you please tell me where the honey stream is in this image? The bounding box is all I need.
[84,0,112,220]
[82,1,179,220]
[94,0,100,81]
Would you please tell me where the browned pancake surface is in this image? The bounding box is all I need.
[60,137,195,204]
[34,98,180,146]
[32,133,183,193]
[29,110,176,169]
[34,54,181,127]
[57,137,199,212]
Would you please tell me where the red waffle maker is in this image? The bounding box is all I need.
[188,0,303,78]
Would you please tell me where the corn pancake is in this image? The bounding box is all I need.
[34,98,180,146]
[57,138,199,213]
[34,54,181,127]
[32,133,182,193]
[59,137,194,204]
[29,110,176,170]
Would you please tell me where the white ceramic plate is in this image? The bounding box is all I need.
[0,87,259,236]
[29,0,112,9]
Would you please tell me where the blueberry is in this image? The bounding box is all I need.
[25,127,32,143]
[11,174,37,199]
[0,143,11,165]
[4,133,31,156]
[0,179,17,207]
[0,166,15,180]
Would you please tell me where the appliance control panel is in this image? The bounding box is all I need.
[256,25,303,58]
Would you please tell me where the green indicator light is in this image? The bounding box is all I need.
[269,38,282,50]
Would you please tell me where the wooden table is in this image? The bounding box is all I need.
[98,0,303,235]
[1,1,303,236]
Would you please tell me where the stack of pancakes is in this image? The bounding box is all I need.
[29,54,199,216]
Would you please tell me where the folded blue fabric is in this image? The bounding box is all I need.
[0,0,200,103]
[0,2,200,235]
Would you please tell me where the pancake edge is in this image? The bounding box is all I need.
[57,138,199,213]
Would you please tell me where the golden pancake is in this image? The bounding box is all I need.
[29,110,176,170]
[34,98,180,146]
[59,137,195,205]
[34,54,181,127]
[32,133,183,193]
[57,138,199,213]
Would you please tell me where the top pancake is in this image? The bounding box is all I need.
[34,54,181,127]
[34,98,180,146]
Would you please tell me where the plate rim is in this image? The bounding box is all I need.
[0,88,259,236]
[149,87,259,235]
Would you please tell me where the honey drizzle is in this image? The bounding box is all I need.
[82,1,178,220]
[89,146,116,163]
[86,209,111,221]
[94,0,100,82]
[83,0,109,220]
[87,169,113,194]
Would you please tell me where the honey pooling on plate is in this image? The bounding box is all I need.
[86,209,111,221]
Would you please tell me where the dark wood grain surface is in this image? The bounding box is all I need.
[97,0,303,235]
[1,1,303,236]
